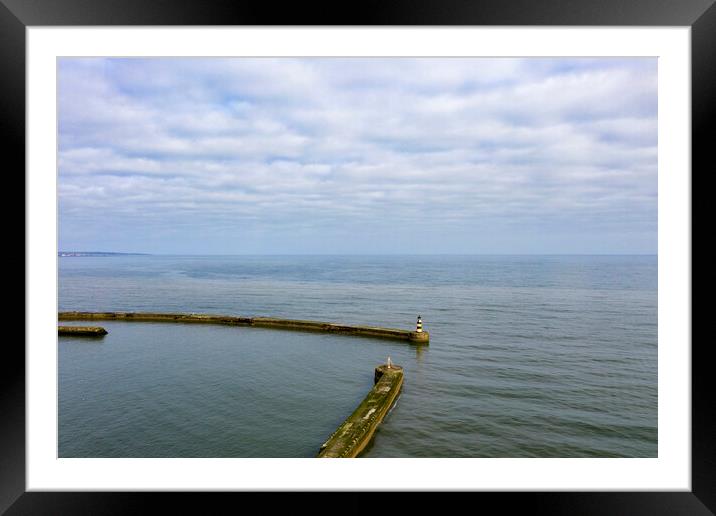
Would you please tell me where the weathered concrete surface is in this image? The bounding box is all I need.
[317,364,404,458]
[409,331,430,344]
[58,311,253,326]
[58,326,108,336]
[58,311,429,344]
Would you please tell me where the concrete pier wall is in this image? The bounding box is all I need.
[58,325,108,336]
[58,311,429,344]
[317,364,404,458]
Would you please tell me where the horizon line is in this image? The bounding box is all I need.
[58,251,658,257]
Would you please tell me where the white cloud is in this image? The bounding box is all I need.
[58,57,657,254]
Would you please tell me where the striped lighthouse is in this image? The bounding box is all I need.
[416,315,423,333]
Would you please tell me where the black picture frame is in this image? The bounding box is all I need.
[6,0,709,513]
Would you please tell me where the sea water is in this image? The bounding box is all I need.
[58,255,657,457]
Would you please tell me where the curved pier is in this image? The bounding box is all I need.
[58,311,429,344]
[318,363,404,458]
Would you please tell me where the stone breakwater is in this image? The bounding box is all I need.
[58,311,429,344]
[318,364,404,458]
[58,325,108,336]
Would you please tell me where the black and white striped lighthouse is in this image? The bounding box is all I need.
[416,315,423,333]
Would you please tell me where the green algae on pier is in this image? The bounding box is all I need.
[318,363,404,458]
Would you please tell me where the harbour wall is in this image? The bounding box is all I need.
[317,363,404,458]
[58,325,108,336]
[58,311,429,344]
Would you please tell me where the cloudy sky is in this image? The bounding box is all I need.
[58,58,657,254]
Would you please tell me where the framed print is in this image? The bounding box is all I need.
[8,0,710,513]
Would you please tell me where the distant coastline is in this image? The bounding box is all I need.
[58,252,150,257]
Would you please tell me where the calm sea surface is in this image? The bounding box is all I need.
[59,255,657,457]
